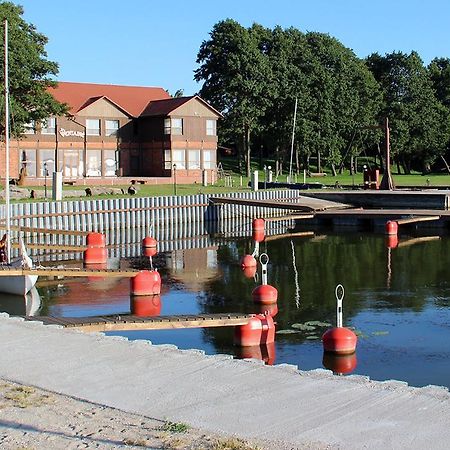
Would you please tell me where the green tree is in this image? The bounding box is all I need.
[428,58,450,108]
[366,51,450,173]
[195,19,271,176]
[0,2,68,137]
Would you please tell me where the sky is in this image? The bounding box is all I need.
[14,0,450,96]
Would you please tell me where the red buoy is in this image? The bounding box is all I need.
[252,218,265,232]
[322,327,357,355]
[131,294,162,316]
[131,270,161,296]
[252,229,265,243]
[385,220,398,235]
[254,302,278,317]
[86,232,106,248]
[234,314,275,346]
[252,284,278,304]
[242,265,257,279]
[241,254,257,268]
[143,236,157,248]
[386,235,399,249]
[83,247,107,265]
[236,342,276,365]
[322,352,357,374]
[143,247,157,257]
[322,284,357,355]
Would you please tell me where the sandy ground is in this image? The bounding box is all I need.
[0,379,263,450]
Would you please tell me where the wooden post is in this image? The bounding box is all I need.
[379,117,395,190]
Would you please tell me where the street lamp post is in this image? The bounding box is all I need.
[173,164,177,195]
[43,161,48,198]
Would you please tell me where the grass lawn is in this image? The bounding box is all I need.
[4,159,450,202]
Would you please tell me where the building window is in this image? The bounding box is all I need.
[62,149,83,178]
[206,119,216,136]
[86,119,100,136]
[164,149,172,169]
[173,150,186,169]
[86,149,102,176]
[105,119,119,137]
[188,150,200,169]
[164,118,183,135]
[41,118,56,135]
[39,149,55,176]
[203,150,215,169]
[164,118,171,135]
[23,121,35,134]
[20,149,36,177]
[104,149,117,176]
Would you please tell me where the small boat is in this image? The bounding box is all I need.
[0,19,38,295]
[0,286,41,316]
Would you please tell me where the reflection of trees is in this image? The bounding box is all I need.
[200,232,450,351]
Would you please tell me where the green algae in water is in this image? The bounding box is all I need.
[276,329,301,335]
[291,323,316,331]
[304,321,332,328]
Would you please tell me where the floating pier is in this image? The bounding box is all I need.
[0,267,139,278]
[23,313,253,332]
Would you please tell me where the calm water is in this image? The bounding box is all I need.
[3,229,450,388]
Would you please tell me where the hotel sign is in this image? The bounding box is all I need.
[59,128,84,138]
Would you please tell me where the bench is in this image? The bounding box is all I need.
[130,179,147,185]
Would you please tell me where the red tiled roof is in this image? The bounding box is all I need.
[141,95,223,118]
[141,96,193,116]
[49,81,171,117]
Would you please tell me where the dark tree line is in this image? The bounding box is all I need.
[195,20,450,176]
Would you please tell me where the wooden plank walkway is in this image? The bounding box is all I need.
[0,267,139,277]
[315,209,447,220]
[23,313,253,332]
[209,196,353,212]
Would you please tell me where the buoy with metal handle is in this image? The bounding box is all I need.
[252,253,278,304]
[322,284,357,355]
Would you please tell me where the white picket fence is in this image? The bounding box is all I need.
[1,190,300,260]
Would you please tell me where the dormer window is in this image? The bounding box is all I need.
[206,119,216,136]
[164,118,183,135]
[41,117,56,134]
[105,119,119,136]
[86,119,100,136]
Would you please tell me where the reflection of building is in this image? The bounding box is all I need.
[167,247,220,291]
[6,82,221,185]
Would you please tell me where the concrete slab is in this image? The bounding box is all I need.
[0,314,449,449]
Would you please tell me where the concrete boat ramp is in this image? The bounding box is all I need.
[1,314,449,449]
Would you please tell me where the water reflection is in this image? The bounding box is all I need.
[21,226,450,388]
[0,286,41,316]
[322,352,357,375]
[236,342,276,365]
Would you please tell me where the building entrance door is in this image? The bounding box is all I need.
[62,150,82,179]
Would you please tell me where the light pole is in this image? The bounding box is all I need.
[173,164,177,195]
[43,161,48,198]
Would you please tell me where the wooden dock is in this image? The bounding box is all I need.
[299,190,450,210]
[210,196,450,228]
[209,196,353,212]
[0,267,140,278]
[23,313,253,332]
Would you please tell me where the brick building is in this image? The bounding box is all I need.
[6,82,221,186]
